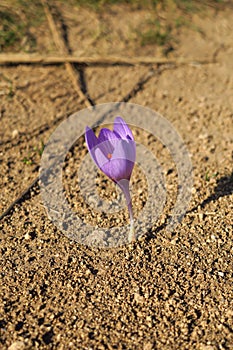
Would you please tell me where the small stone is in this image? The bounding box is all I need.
[134,293,144,303]
[218,271,224,277]
[199,213,203,221]
[191,187,197,194]
[24,233,30,240]
[12,129,19,138]
[199,345,214,350]
[171,239,177,245]
[143,342,154,350]
[8,341,25,350]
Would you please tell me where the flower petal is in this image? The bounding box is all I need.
[85,126,98,152]
[94,147,108,170]
[102,158,134,182]
[112,139,136,164]
[98,128,120,157]
[85,117,136,183]
[113,116,134,141]
[85,126,100,166]
[98,128,121,142]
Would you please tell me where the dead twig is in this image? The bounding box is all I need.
[0,53,217,67]
[40,0,92,108]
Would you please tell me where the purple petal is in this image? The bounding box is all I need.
[98,128,121,142]
[85,118,136,183]
[98,128,120,157]
[85,126,98,152]
[100,139,135,181]
[94,147,108,169]
[112,139,136,164]
[102,158,134,182]
[85,126,100,166]
[113,116,134,141]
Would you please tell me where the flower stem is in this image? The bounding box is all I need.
[118,179,135,243]
[127,199,135,243]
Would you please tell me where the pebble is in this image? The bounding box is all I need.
[218,271,224,277]
[8,341,25,350]
[143,342,154,350]
[12,129,19,138]
[134,293,144,303]
[24,233,30,240]
[199,345,214,350]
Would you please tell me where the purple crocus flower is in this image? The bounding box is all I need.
[85,117,136,242]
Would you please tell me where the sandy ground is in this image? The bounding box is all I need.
[0,2,233,349]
